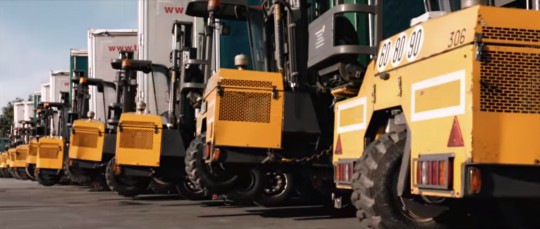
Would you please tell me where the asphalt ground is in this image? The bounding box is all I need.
[0,179,357,229]
[3,179,540,229]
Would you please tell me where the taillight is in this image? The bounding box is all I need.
[335,161,354,184]
[416,156,453,189]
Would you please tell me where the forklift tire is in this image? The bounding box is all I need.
[90,174,111,191]
[3,168,12,178]
[35,170,61,186]
[15,168,29,180]
[149,178,175,194]
[226,167,263,203]
[352,131,449,229]
[25,166,36,181]
[253,169,295,207]
[63,158,90,185]
[105,157,149,197]
[185,133,237,194]
[176,178,209,200]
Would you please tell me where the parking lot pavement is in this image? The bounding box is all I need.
[0,180,357,229]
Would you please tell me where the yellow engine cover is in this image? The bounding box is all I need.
[69,119,106,162]
[115,113,163,167]
[26,139,38,165]
[0,152,7,168]
[7,148,15,168]
[36,137,64,170]
[200,69,284,149]
[13,145,29,168]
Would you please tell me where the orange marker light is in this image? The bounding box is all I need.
[79,77,87,85]
[469,167,481,194]
[212,148,221,161]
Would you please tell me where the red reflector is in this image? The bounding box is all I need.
[448,116,464,147]
[431,161,438,185]
[335,135,343,155]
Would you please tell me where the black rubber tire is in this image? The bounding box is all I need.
[63,157,91,185]
[253,169,295,207]
[149,178,175,194]
[3,168,12,178]
[25,165,36,181]
[15,168,29,180]
[105,157,150,197]
[90,172,111,191]
[225,167,263,203]
[176,178,209,200]
[351,131,449,229]
[35,169,61,186]
[184,133,237,194]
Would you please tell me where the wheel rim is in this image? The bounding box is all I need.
[183,179,203,193]
[263,171,287,196]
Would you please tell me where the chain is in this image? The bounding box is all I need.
[261,148,332,165]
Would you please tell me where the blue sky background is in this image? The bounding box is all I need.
[0,0,137,107]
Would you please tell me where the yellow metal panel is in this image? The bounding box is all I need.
[334,45,474,196]
[375,6,478,74]
[13,145,29,168]
[414,81,460,113]
[478,7,540,46]
[375,6,540,75]
[26,139,38,165]
[332,71,377,166]
[339,105,364,127]
[402,45,473,198]
[115,113,162,167]
[203,69,285,149]
[213,88,283,148]
[36,137,64,170]
[7,148,15,167]
[472,45,540,164]
[0,153,7,168]
[69,119,105,162]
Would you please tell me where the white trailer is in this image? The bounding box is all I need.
[23,101,34,122]
[40,83,51,103]
[87,29,137,121]
[138,0,193,114]
[49,71,70,103]
[13,102,25,128]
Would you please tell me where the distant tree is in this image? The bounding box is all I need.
[0,97,23,137]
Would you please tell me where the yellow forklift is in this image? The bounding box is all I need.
[183,0,359,206]
[66,70,117,190]
[0,151,9,178]
[34,93,72,186]
[105,26,208,198]
[9,121,35,180]
[326,1,540,228]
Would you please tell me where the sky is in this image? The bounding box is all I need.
[0,0,137,108]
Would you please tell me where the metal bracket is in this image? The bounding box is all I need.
[397,124,411,197]
[217,84,224,97]
[272,86,278,99]
[474,33,485,61]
